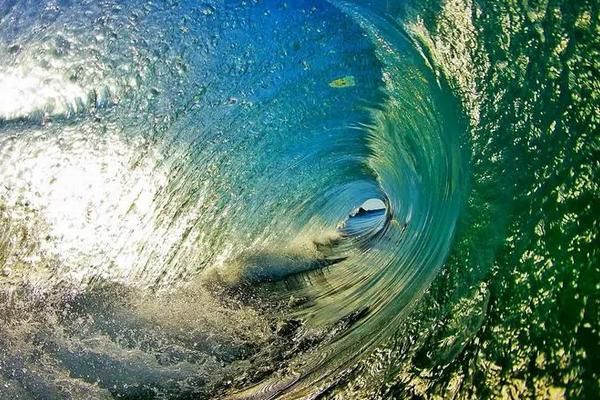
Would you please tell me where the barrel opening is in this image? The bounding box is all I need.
[339,197,388,238]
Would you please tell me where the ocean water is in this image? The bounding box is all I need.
[0,0,597,399]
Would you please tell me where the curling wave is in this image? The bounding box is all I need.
[0,0,597,399]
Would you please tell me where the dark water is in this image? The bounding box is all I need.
[0,0,597,398]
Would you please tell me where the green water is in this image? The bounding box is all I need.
[333,1,599,398]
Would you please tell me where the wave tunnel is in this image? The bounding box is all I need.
[0,0,597,399]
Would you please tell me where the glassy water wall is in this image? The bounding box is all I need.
[0,0,597,399]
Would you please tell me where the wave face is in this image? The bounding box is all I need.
[0,0,597,398]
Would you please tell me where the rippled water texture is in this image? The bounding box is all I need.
[0,0,598,399]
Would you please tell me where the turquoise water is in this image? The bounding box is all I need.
[0,0,597,398]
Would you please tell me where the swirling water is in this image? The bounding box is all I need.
[0,0,597,399]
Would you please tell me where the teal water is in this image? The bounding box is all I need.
[0,0,597,399]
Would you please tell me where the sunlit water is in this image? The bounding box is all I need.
[0,0,597,399]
